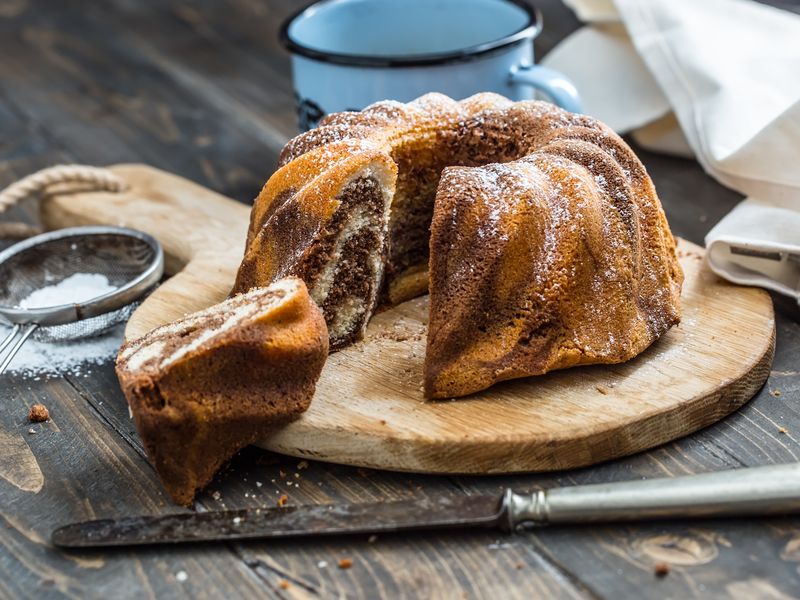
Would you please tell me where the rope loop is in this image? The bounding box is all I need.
[0,164,128,239]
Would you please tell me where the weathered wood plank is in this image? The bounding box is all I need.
[102,0,300,147]
[0,5,276,202]
[1,1,799,599]
[0,371,280,600]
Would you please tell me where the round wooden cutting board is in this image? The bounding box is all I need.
[41,164,776,474]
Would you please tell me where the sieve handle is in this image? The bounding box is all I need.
[0,323,37,375]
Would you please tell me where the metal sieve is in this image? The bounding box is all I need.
[0,226,164,374]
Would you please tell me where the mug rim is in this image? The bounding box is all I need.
[279,0,542,68]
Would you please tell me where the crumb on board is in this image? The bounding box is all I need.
[595,386,609,395]
[515,561,524,570]
[771,389,782,397]
[297,460,309,470]
[278,580,290,590]
[367,534,378,544]
[779,427,788,435]
[338,558,353,570]
[277,494,289,507]
[28,403,49,422]
[654,562,671,577]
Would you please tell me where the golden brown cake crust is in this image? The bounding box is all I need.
[423,99,683,398]
[239,93,683,399]
[116,278,328,505]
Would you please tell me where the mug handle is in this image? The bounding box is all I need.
[509,64,582,114]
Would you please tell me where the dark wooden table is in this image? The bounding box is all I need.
[1,1,799,598]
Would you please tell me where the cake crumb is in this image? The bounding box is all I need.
[515,562,524,570]
[27,428,36,435]
[770,389,782,397]
[595,386,609,395]
[175,570,188,582]
[338,558,353,570]
[317,560,328,568]
[297,460,309,470]
[654,562,671,577]
[28,403,49,422]
[277,494,289,507]
[778,427,788,434]
[367,534,378,543]
[278,580,290,590]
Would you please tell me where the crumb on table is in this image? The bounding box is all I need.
[277,494,288,507]
[28,403,49,422]
[654,562,671,577]
[338,558,353,570]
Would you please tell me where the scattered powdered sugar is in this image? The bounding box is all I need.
[0,323,124,378]
[18,273,116,309]
[3,273,122,377]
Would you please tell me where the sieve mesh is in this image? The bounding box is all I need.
[29,302,140,342]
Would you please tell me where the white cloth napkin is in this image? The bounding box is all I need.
[544,0,800,303]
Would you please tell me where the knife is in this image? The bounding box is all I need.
[52,462,800,548]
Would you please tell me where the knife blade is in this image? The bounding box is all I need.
[52,462,800,549]
[52,495,504,548]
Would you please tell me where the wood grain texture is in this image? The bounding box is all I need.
[0,372,282,600]
[37,164,775,474]
[2,0,799,598]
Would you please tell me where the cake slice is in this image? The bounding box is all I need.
[116,278,328,506]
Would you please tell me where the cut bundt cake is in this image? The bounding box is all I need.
[116,278,328,505]
[234,93,683,398]
[234,140,396,349]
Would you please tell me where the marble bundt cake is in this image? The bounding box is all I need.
[233,93,683,398]
[116,278,328,505]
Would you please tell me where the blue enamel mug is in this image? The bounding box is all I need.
[280,0,582,131]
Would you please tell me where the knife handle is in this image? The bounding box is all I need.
[504,463,800,529]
